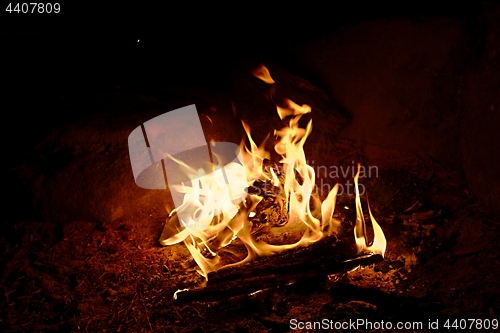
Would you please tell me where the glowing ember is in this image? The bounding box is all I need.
[160,65,386,279]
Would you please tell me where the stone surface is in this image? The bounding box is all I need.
[295,17,468,161]
[17,89,242,223]
[293,8,500,215]
[18,69,350,224]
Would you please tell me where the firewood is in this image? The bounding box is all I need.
[173,236,383,302]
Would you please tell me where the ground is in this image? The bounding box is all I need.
[1,135,499,332]
[2,4,500,332]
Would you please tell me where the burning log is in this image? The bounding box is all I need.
[173,236,383,303]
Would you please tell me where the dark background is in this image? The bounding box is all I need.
[1,1,498,221]
[1,0,485,187]
[1,2,500,331]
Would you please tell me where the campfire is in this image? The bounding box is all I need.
[157,65,386,299]
[5,6,500,330]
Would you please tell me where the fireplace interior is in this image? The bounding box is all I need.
[2,2,500,332]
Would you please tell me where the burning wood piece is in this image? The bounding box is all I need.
[246,179,280,197]
[173,237,383,303]
[249,195,288,231]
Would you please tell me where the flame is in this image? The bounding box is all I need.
[353,164,386,255]
[160,65,386,279]
[252,64,275,84]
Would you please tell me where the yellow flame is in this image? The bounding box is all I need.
[252,64,275,84]
[321,183,340,235]
[367,198,387,255]
[353,164,386,255]
[159,65,386,279]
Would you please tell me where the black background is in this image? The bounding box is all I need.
[0,1,487,213]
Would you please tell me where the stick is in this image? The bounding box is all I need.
[174,237,383,302]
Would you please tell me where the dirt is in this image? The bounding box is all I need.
[1,137,499,332]
[2,5,500,331]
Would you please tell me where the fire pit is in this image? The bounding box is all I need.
[2,4,500,332]
[146,66,386,301]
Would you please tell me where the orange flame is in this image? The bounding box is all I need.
[353,164,386,255]
[160,65,386,279]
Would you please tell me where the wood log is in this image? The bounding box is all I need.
[173,236,383,302]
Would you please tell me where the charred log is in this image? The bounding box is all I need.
[173,236,383,302]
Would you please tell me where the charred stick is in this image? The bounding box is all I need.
[174,237,383,303]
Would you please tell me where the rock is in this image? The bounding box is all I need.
[295,16,468,161]
[18,89,243,224]
[294,8,500,215]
